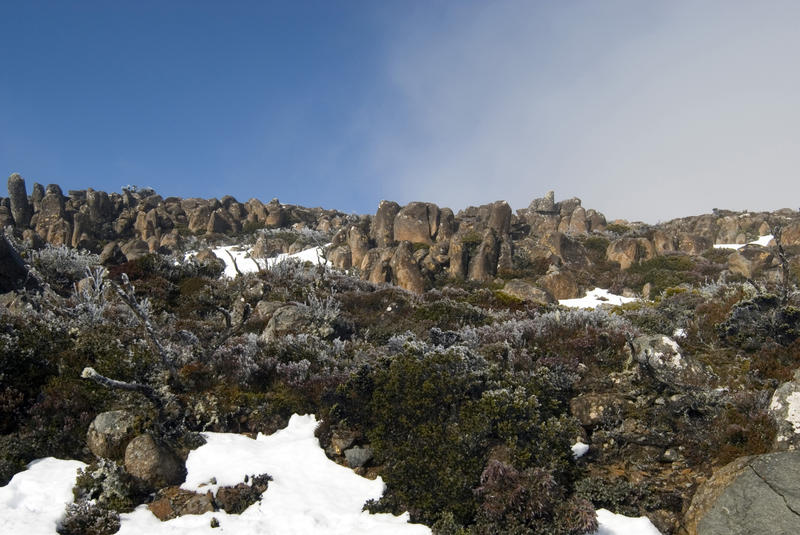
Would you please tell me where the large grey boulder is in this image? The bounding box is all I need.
[684,452,800,535]
[87,410,139,461]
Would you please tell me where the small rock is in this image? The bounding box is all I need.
[344,445,373,468]
[148,487,214,521]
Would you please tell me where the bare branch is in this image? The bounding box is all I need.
[225,249,243,277]
[82,367,163,407]
[204,302,252,359]
[112,274,179,383]
[769,219,793,304]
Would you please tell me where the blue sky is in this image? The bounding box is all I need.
[2,1,799,222]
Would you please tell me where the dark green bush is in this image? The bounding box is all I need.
[326,347,584,530]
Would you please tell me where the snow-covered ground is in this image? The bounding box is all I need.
[713,234,774,250]
[559,288,638,309]
[0,457,87,534]
[0,413,661,535]
[186,244,329,278]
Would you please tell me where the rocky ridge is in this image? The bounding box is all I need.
[3,173,799,299]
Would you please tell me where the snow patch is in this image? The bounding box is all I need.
[571,442,589,459]
[559,288,638,309]
[713,234,774,250]
[0,457,86,534]
[593,508,662,535]
[120,413,429,535]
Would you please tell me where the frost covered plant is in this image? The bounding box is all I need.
[386,331,431,355]
[58,500,120,535]
[276,359,311,386]
[29,244,100,293]
[208,332,261,385]
[305,293,341,324]
[69,267,110,326]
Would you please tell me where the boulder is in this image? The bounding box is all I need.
[48,219,73,246]
[586,209,606,232]
[245,198,268,223]
[36,185,66,233]
[437,208,456,242]
[727,245,775,279]
[261,304,315,342]
[529,191,557,213]
[327,245,352,270]
[86,410,139,461]
[371,200,400,247]
[124,433,185,489]
[254,300,284,322]
[630,335,715,389]
[99,241,126,265]
[187,203,212,233]
[468,230,500,282]
[684,452,800,535]
[86,188,114,222]
[347,226,370,268]
[0,204,14,228]
[538,270,579,300]
[207,209,233,234]
[390,242,426,294]
[330,429,357,455]
[606,237,656,270]
[7,173,32,228]
[677,233,711,255]
[71,211,92,248]
[361,248,393,285]
[31,182,44,213]
[652,230,676,255]
[543,232,589,266]
[487,201,512,236]
[121,239,150,261]
[782,222,800,246]
[566,206,588,234]
[448,235,467,280]
[265,199,286,227]
[500,280,555,304]
[393,202,437,245]
[558,197,582,216]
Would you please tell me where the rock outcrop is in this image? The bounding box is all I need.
[684,452,800,535]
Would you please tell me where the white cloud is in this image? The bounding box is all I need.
[363,1,800,222]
